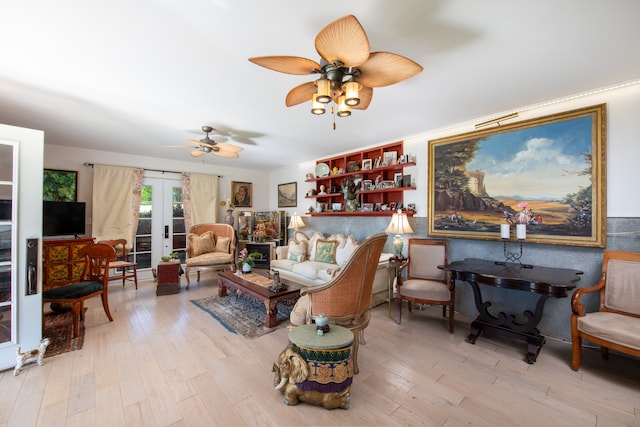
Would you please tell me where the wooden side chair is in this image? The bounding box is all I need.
[42,243,116,338]
[396,238,455,332]
[97,239,138,289]
[571,250,640,371]
[289,232,387,374]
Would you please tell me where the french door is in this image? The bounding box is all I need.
[132,177,186,277]
[0,125,44,370]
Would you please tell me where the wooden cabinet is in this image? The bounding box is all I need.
[305,141,416,216]
[156,261,180,295]
[43,238,95,291]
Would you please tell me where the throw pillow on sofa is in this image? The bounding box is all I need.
[315,239,338,264]
[287,239,307,262]
[335,236,359,265]
[188,231,215,256]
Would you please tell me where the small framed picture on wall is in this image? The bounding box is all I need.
[232,181,252,207]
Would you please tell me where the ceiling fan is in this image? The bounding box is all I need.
[166,126,244,159]
[248,14,423,118]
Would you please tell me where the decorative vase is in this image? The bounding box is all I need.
[242,263,252,273]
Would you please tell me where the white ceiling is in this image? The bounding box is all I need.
[1,1,639,171]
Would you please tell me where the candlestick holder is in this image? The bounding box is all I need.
[502,239,524,264]
[494,239,534,268]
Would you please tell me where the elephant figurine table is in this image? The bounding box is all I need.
[272,324,354,410]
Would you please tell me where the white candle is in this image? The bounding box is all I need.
[500,224,510,239]
[516,224,526,240]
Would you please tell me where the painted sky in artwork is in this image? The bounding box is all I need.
[466,116,593,199]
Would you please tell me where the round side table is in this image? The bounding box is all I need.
[276,324,354,409]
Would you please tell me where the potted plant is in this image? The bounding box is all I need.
[236,248,262,273]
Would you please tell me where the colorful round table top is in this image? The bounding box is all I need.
[289,324,354,349]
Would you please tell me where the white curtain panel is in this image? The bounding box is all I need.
[188,173,218,225]
[92,164,138,245]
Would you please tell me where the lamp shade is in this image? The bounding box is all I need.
[315,77,331,103]
[311,93,326,115]
[386,209,413,256]
[287,213,306,230]
[343,80,361,106]
[385,209,414,235]
[336,95,351,117]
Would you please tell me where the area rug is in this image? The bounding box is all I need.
[191,295,293,339]
[42,310,85,358]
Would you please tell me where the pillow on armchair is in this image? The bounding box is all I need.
[188,231,215,256]
[214,236,231,253]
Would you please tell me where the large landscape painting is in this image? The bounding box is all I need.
[428,104,606,247]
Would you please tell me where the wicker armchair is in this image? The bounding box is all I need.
[290,232,387,374]
[185,223,236,287]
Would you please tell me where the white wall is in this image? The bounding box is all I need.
[43,145,271,236]
[44,82,640,234]
[270,82,640,219]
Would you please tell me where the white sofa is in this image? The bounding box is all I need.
[270,231,393,306]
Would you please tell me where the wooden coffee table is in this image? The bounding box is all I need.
[217,271,303,328]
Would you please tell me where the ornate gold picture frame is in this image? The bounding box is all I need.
[428,104,606,247]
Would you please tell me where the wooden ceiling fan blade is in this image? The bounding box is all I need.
[315,14,370,67]
[356,52,423,88]
[212,150,239,159]
[352,86,373,110]
[286,81,317,107]
[248,56,321,75]
[215,142,244,152]
[191,149,206,157]
[188,138,216,149]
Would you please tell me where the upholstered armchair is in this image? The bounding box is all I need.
[289,232,387,374]
[396,238,454,332]
[185,223,236,287]
[571,250,640,371]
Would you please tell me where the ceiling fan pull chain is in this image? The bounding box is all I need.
[332,105,336,130]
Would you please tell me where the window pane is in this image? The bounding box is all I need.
[0,225,11,263]
[137,218,151,235]
[172,235,186,249]
[173,218,185,233]
[137,253,151,269]
[0,145,13,181]
[136,236,151,252]
[0,305,11,344]
[0,265,11,303]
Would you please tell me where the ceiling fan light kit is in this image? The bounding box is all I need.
[249,14,423,126]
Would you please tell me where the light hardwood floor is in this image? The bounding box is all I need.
[2,272,639,427]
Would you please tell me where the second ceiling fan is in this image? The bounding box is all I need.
[182,126,244,159]
[249,14,423,117]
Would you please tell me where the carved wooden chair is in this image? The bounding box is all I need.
[571,250,640,371]
[289,232,387,374]
[42,243,116,338]
[97,238,138,289]
[396,238,454,332]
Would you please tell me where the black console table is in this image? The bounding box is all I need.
[440,258,582,364]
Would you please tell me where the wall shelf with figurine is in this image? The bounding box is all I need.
[303,141,416,216]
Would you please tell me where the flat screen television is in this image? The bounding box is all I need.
[43,201,86,237]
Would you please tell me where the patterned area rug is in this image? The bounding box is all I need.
[191,295,293,339]
[43,310,85,358]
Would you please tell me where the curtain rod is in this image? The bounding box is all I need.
[83,162,222,178]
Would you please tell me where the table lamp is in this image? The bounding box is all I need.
[385,209,414,256]
[287,213,306,231]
